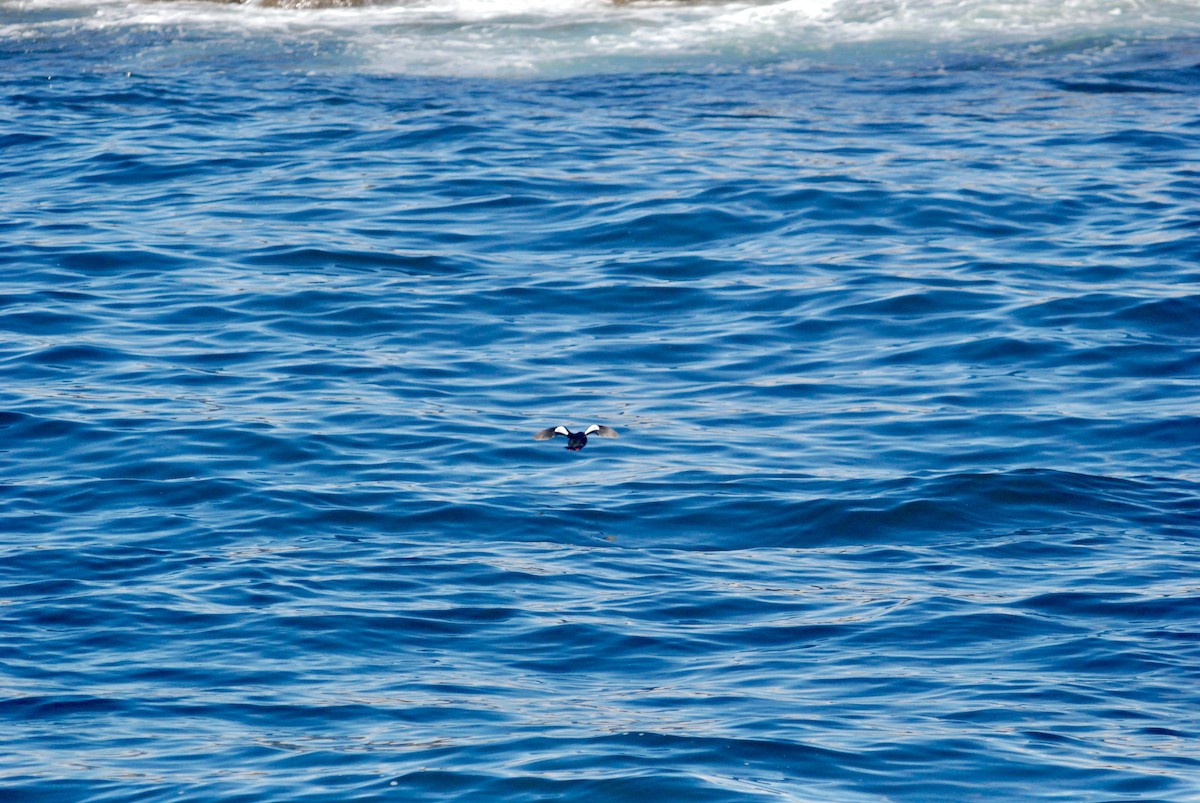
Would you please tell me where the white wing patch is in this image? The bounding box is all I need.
[538,424,617,441]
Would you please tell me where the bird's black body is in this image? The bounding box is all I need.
[534,424,619,451]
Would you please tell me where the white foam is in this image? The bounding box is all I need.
[6,0,1199,76]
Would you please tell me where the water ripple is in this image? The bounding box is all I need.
[2,12,1200,801]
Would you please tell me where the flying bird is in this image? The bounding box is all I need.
[534,424,619,451]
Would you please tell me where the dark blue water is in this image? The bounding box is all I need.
[3,1,1200,799]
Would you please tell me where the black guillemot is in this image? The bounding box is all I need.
[534,424,619,451]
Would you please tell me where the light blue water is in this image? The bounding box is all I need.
[2,0,1200,799]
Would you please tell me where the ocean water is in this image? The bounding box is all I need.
[2,0,1200,799]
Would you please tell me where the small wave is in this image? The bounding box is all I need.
[6,0,1200,76]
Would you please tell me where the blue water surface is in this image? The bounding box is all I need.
[2,1,1200,799]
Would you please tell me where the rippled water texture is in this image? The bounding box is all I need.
[2,0,1200,800]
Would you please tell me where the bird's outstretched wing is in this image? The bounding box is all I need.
[534,427,561,441]
[591,425,619,438]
